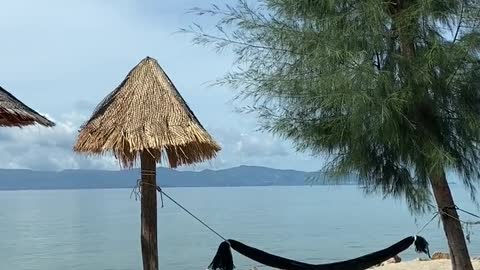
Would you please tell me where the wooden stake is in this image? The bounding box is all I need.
[141,151,158,270]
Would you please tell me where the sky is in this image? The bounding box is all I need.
[0,0,324,172]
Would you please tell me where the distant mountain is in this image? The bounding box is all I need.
[0,165,356,190]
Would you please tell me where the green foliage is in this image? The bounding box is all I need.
[186,0,480,213]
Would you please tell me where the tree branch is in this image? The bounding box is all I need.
[452,1,465,44]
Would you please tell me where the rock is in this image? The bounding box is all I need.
[375,255,402,267]
[431,251,450,260]
[390,255,402,263]
[414,257,430,261]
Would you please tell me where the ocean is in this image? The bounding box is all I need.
[0,185,479,270]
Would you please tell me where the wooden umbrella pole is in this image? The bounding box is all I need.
[141,151,159,270]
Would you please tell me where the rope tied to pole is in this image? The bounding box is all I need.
[430,203,480,244]
[130,179,164,208]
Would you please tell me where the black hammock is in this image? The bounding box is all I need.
[208,235,430,270]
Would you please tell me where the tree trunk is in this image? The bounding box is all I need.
[388,1,472,269]
[141,151,158,270]
[430,171,473,270]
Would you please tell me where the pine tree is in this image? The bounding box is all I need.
[187,1,480,269]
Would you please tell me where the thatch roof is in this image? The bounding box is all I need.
[0,86,55,127]
[73,56,221,168]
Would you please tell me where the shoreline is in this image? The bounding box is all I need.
[374,258,480,269]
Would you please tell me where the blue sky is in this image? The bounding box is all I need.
[0,0,323,172]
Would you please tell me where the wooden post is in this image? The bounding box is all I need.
[141,151,158,270]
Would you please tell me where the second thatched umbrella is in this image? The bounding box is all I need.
[73,56,221,270]
[0,86,55,127]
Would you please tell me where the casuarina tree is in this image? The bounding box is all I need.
[186,1,480,269]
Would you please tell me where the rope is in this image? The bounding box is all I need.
[416,212,439,235]
[434,205,479,243]
[438,205,479,225]
[159,189,164,208]
[129,179,142,200]
[130,179,164,208]
[423,202,480,229]
[456,206,480,220]
[140,169,157,176]
[157,187,227,241]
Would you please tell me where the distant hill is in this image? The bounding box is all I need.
[0,165,356,190]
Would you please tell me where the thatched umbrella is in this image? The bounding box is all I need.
[0,86,55,127]
[73,56,221,270]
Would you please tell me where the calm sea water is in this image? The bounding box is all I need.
[0,185,479,270]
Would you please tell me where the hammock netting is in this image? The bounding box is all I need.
[208,235,430,270]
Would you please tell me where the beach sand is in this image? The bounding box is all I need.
[375,259,480,270]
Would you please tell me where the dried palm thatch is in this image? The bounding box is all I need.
[0,86,55,127]
[73,56,221,168]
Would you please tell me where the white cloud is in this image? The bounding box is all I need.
[0,113,117,171]
[214,128,289,158]
[233,133,289,157]
[182,125,322,172]
[0,110,321,172]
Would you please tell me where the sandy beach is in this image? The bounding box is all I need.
[375,259,480,270]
